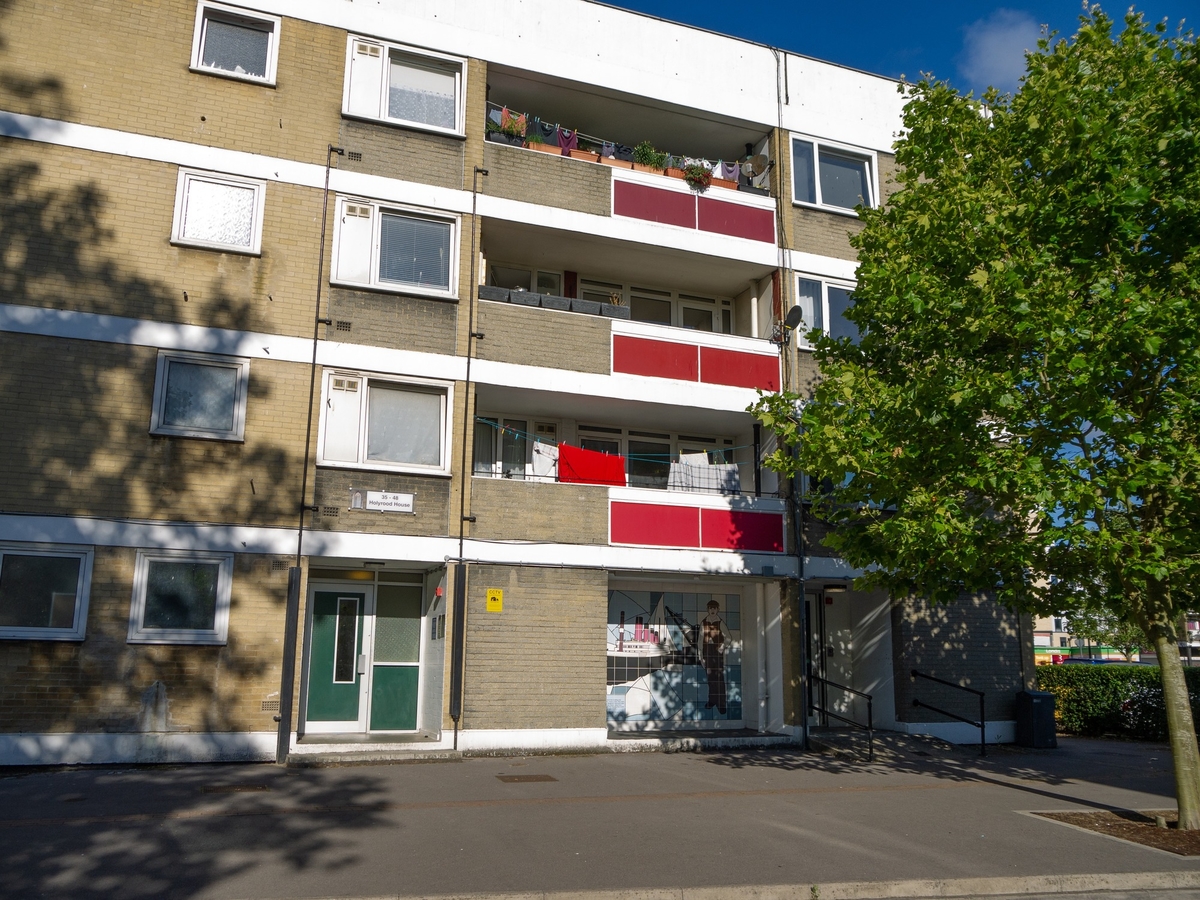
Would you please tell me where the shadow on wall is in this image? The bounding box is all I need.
[0,8,304,741]
[0,764,394,900]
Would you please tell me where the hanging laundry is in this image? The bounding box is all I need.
[533,118,556,142]
[500,107,527,136]
[531,442,559,479]
[667,460,741,494]
[601,141,616,158]
[719,161,740,182]
[487,108,502,127]
[557,127,578,156]
[558,444,626,486]
[614,143,635,162]
[709,159,722,178]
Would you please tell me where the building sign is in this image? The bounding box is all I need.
[606,590,742,727]
[349,490,415,514]
[486,589,503,613]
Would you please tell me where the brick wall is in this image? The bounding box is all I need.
[0,333,309,526]
[0,140,323,339]
[340,120,466,191]
[475,301,611,373]
[891,593,1028,724]
[0,547,291,734]
[468,478,609,543]
[326,288,459,355]
[483,142,612,217]
[0,0,346,164]
[462,565,608,730]
[312,468,451,537]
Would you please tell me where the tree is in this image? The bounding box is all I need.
[752,8,1200,826]
[1065,610,1146,662]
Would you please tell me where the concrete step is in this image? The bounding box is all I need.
[287,747,462,767]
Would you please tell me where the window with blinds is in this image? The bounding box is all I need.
[332,197,457,296]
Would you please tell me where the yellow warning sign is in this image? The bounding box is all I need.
[486,588,503,613]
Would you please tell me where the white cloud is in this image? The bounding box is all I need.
[957,9,1043,95]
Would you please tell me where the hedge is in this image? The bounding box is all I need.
[1037,665,1200,740]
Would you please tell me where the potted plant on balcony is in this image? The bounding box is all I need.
[664,155,687,180]
[682,160,712,192]
[524,133,562,155]
[600,290,631,319]
[632,141,667,174]
[569,145,601,162]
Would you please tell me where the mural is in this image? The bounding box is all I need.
[606,590,742,727]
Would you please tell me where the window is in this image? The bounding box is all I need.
[343,37,466,136]
[0,544,93,641]
[319,372,452,474]
[795,276,859,345]
[150,351,250,441]
[190,2,280,85]
[128,550,233,645]
[172,169,266,254]
[474,418,557,480]
[333,198,457,297]
[791,135,876,212]
[489,264,563,297]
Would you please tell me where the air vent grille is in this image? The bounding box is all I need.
[347,151,363,162]
[336,320,352,332]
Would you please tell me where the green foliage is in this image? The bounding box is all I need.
[682,161,712,190]
[632,141,667,169]
[750,9,1200,636]
[1067,610,1147,660]
[1038,665,1200,740]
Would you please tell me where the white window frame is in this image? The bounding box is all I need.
[127,549,234,645]
[149,350,251,441]
[342,36,467,138]
[317,371,454,476]
[794,274,858,347]
[331,196,459,299]
[0,543,94,641]
[790,133,879,216]
[189,2,281,86]
[171,168,267,255]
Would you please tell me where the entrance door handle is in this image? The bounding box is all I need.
[357,653,368,675]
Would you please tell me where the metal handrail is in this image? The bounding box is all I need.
[810,674,873,761]
[910,669,987,757]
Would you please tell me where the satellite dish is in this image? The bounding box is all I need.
[784,305,806,330]
[741,154,770,178]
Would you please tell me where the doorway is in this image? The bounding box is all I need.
[806,587,860,726]
[302,574,424,735]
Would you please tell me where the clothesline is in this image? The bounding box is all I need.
[485,100,739,170]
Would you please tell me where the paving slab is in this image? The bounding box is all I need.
[0,736,1196,900]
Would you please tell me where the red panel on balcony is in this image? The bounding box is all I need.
[697,196,776,243]
[611,502,700,548]
[699,346,780,391]
[701,508,785,553]
[613,181,696,228]
[613,335,699,381]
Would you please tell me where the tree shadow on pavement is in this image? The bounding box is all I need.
[0,763,394,899]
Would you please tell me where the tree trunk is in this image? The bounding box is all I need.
[1155,632,1200,829]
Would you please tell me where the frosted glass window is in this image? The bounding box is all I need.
[474,417,497,474]
[152,352,249,441]
[201,17,270,78]
[142,561,220,631]
[501,419,527,480]
[379,213,451,290]
[163,361,238,432]
[819,150,872,210]
[182,178,256,248]
[0,554,81,630]
[374,587,422,663]
[388,54,457,129]
[366,383,443,466]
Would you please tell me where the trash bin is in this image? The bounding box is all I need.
[1015,690,1057,748]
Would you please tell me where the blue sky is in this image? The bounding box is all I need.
[609,1,1198,95]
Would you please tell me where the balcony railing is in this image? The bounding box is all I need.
[484,101,767,196]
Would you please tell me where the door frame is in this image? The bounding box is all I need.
[298,572,428,737]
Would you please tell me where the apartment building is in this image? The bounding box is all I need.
[0,0,1031,765]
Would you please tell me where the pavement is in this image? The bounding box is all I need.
[1,734,1198,900]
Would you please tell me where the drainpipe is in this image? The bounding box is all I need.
[449,165,488,751]
[276,144,343,765]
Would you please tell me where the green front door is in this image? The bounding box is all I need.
[369,584,422,731]
[306,591,366,723]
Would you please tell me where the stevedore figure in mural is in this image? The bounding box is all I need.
[701,599,730,714]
